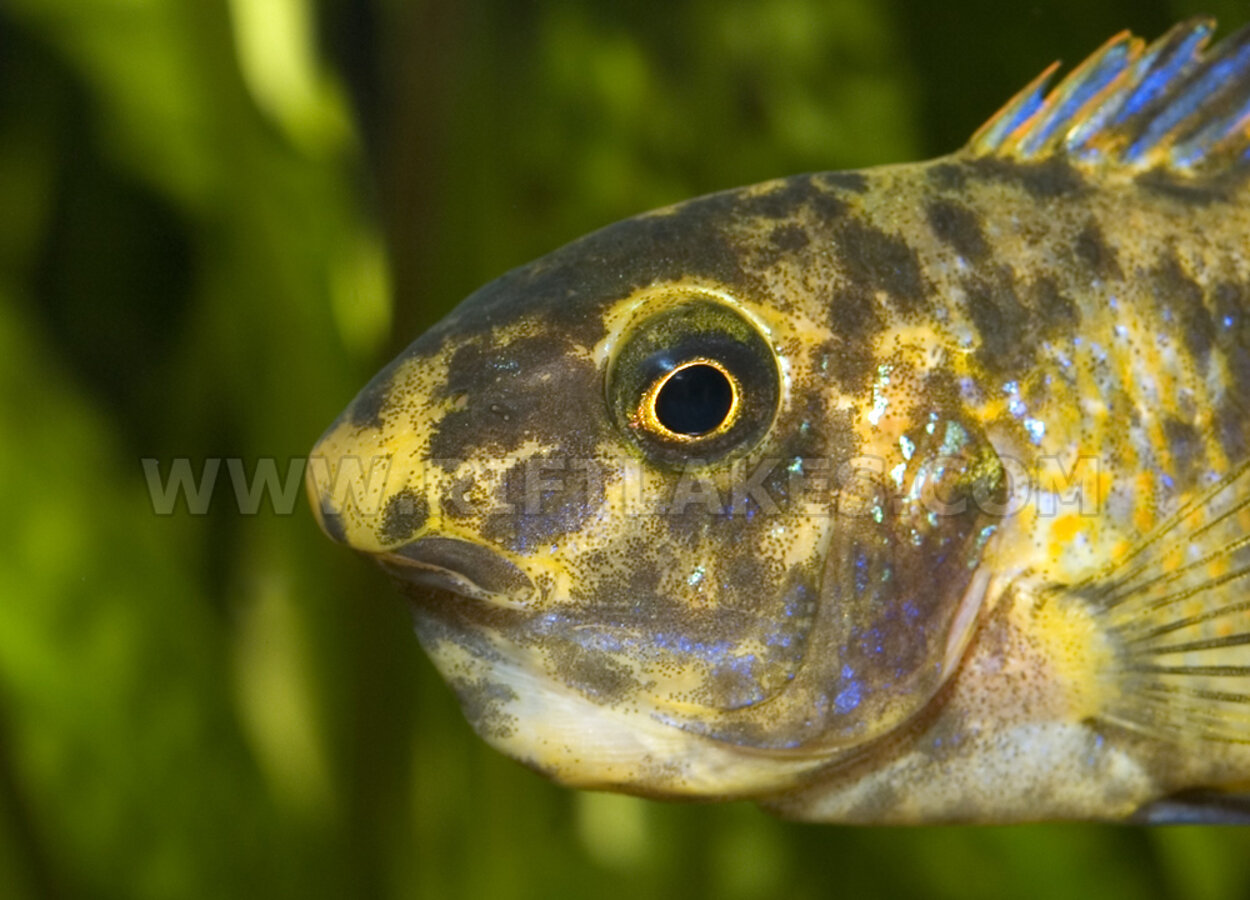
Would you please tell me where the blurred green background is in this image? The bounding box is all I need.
[3,0,1249,897]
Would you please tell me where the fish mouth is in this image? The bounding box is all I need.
[378,536,536,608]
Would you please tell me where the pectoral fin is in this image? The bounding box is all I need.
[1078,459,1250,743]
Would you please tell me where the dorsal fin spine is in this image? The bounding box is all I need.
[1128,37,1250,164]
[966,63,1059,153]
[965,17,1250,178]
[1016,32,1137,157]
[1170,95,1250,170]
[1110,21,1212,127]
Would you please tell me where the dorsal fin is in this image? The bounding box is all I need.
[966,18,1250,176]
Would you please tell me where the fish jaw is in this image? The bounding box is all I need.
[405,589,831,798]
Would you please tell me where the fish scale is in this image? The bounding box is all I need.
[309,19,1250,822]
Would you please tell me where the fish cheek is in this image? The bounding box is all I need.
[472,454,608,553]
[553,508,821,723]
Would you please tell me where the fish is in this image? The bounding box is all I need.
[307,19,1250,823]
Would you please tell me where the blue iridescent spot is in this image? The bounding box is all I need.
[834,665,862,714]
[853,551,870,593]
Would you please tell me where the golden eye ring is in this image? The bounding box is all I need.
[634,357,742,442]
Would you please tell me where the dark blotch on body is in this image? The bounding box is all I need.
[770,389,857,479]
[426,334,603,469]
[1150,254,1214,367]
[479,454,606,553]
[1213,283,1250,395]
[1074,222,1122,280]
[569,557,745,661]
[1213,393,1250,464]
[963,271,1031,376]
[741,177,847,221]
[441,340,491,396]
[1213,282,1246,342]
[544,637,639,703]
[821,321,878,395]
[720,555,771,611]
[1212,282,1250,462]
[770,223,810,252]
[834,219,929,313]
[927,162,967,191]
[1162,417,1203,484]
[409,594,507,665]
[1135,167,1241,207]
[926,199,988,262]
[1030,277,1080,334]
[829,285,884,344]
[968,156,1085,198]
[576,560,665,620]
[380,488,429,544]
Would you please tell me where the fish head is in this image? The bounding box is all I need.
[308,176,1004,797]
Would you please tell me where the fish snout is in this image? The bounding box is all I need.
[305,446,352,546]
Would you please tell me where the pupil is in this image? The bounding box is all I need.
[654,364,733,436]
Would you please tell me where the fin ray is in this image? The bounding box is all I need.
[1146,632,1250,656]
[1127,596,1250,644]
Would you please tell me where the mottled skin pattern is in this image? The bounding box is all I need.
[309,151,1250,822]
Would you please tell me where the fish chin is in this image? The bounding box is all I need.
[407,599,828,798]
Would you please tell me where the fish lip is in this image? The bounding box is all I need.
[378,536,535,608]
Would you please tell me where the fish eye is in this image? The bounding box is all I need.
[607,295,779,467]
[643,359,740,439]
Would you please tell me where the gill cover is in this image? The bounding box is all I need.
[811,412,1003,745]
[670,406,1003,753]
